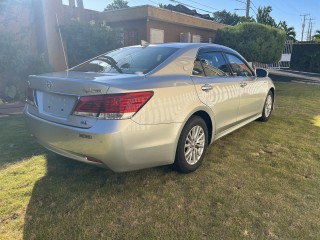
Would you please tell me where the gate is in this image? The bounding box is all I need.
[255,40,293,69]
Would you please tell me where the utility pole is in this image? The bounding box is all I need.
[300,14,310,41]
[246,0,250,18]
[307,18,311,41]
[308,18,316,41]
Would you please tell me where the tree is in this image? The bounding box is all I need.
[277,21,296,41]
[215,22,286,63]
[159,3,167,8]
[60,20,121,67]
[212,10,254,26]
[104,0,129,10]
[0,0,52,102]
[313,30,320,42]
[256,6,276,27]
[0,33,52,101]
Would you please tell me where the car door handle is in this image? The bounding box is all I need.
[201,84,213,91]
[240,82,247,88]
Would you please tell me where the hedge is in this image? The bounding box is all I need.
[215,22,286,64]
[290,43,320,74]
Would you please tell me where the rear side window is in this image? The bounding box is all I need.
[225,53,254,77]
[72,46,178,74]
[192,51,231,77]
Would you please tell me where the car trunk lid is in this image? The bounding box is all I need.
[26,72,112,128]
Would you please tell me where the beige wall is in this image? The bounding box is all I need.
[41,0,69,71]
[147,19,217,43]
[108,20,148,46]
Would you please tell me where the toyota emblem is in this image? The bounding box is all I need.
[46,80,53,89]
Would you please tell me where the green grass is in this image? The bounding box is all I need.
[1,82,320,240]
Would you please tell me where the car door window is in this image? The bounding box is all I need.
[192,51,231,77]
[225,53,254,77]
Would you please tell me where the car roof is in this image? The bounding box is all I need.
[129,42,240,56]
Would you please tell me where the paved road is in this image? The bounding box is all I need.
[268,69,320,85]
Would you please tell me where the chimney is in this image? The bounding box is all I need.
[69,0,75,7]
[76,0,84,9]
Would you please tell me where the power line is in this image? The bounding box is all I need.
[250,7,257,15]
[264,0,299,16]
[235,0,246,4]
[147,0,159,6]
[185,0,220,11]
[251,0,258,10]
[169,0,215,14]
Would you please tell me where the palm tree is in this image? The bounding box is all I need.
[278,21,296,41]
[313,30,320,42]
[285,26,296,41]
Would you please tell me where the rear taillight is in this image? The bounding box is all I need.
[73,91,153,119]
[26,87,35,105]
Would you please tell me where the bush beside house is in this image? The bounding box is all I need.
[60,20,121,68]
[215,22,286,64]
[0,33,52,102]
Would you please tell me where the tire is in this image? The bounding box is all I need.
[174,116,208,173]
[259,90,274,122]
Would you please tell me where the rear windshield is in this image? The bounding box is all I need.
[71,46,178,74]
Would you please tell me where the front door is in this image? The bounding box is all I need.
[191,49,242,134]
[224,53,267,121]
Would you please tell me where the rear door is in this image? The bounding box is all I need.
[191,48,242,134]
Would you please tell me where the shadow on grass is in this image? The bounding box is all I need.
[0,116,47,168]
[23,152,174,239]
[21,121,264,239]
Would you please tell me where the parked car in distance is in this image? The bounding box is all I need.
[24,43,275,173]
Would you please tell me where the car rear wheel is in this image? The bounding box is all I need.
[259,90,274,122]
[174,116,208,173]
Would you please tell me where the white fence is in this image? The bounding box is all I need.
[255,40,293,69]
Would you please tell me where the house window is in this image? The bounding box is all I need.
[150,28,164,44]
[192,35,201,43]
[180,32,191,42]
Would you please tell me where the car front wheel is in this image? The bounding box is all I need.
[174,116,208,173]
[260,90,274,122]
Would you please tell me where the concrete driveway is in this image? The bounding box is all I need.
[0,102,25,117]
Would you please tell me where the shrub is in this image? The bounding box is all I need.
[290,43,320,73]
[60,19,122,67]
[215,22,286,63]
[0,33,52,102]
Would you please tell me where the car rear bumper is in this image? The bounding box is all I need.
[24,107,183,172]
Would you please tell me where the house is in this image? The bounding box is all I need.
[2,0,225,71]
[102,5,225,46]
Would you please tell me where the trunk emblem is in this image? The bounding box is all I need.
[46,80,53,89]
[82,88,102,94]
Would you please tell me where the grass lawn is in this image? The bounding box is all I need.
[1,82,320,240]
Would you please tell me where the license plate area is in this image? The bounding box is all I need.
[37,91,78,118]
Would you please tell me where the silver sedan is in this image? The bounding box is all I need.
[24,43,275,173]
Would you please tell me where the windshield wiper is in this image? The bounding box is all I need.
[98,56,123,73]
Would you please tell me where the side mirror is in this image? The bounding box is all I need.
[255,68,268,78]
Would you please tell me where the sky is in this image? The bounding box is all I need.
[74,0,320,41]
